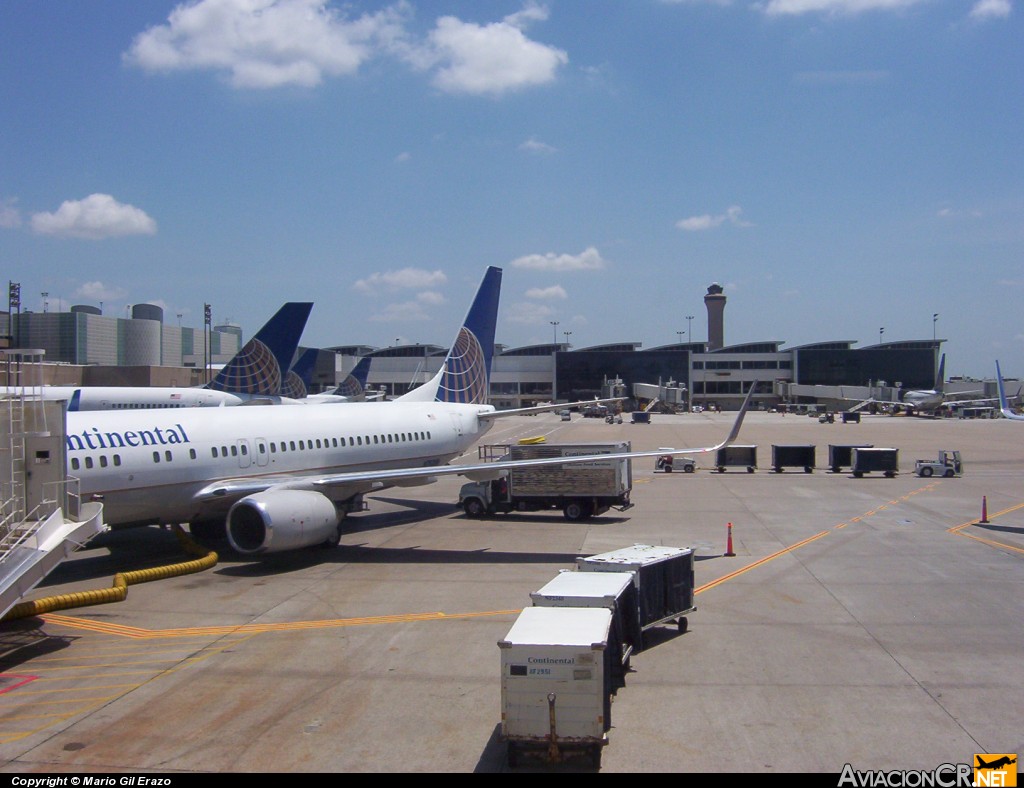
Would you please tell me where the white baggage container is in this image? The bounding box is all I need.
[499,606,614,767]
[576,544,696,646]
[530,570,641,678]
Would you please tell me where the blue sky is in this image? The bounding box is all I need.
[2,0,1021,378]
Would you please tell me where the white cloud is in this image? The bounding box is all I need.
[758,0,925,15]
[676,205,752,232]
[75,281,129,302]
[125,1,566,95]
[368,300,433,322]
[506,301,555,324]
[969,0,1012,19]
[416,290,446,305]
[415,4,568,96]
[124,0,408,89]
[394,151,412,164]
[354,268,447,294]
[525,285,567,300]
[519,137,557,155]
[31,194,157,240]
[511,246,607,272]
[0,198,22,229]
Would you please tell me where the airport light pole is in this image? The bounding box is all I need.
[933,313,938,342]
[879,327,884,344]
[564,330,572,348]
[41,292,48,313]
[550,320,559,345]
[686,315,695,411]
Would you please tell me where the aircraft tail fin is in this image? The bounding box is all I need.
[208,303,313,396]
[333,356,371,399]
[397,267,502,404]
[281,347,319,399]
[934,353,946,392]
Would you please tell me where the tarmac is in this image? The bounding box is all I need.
[0,410,1021,774]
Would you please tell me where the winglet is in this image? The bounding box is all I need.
[209,302,313,395]
[397,267,502,404]
[719,381,757,449]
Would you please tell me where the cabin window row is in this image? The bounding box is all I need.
[70,430,436,471]
[69,447,201,470]
[208,430,433,458]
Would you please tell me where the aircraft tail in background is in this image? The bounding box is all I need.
[333,356,371,399]
[397,266,502,405]
[934,353,946,392]
[996,361,1024,421]
[207,302,313,396]
[281,347,319,400]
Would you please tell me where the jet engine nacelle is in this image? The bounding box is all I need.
[227,489,340,555]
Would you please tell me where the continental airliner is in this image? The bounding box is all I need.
[64,267,753,557]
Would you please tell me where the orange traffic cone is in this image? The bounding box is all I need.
[725,522,736,557]
[979,496,990,524]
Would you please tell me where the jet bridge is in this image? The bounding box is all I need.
[0,350,106,619]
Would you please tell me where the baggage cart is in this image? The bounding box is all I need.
[715,444,757,473]
[499,607,615,768]
[852,447,899,478]
[828,444,873,473]
[576,544,695,648]
[771,444,815,473]
[530,570,640,681]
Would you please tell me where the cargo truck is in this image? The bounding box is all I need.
[458,442,633,521]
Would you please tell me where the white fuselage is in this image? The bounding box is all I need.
[900,390,943,412]
[2,386,306,410]
[66,401,494,526]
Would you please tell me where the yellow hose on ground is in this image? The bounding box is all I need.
[2,525,218,621]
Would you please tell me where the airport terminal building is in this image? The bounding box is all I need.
[3,284,963,410]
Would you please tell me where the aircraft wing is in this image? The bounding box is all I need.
[477,397,625,420]
[195,384,757,506]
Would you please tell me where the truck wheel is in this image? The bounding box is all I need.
[885,471,896,478]
[831,466,840,474]
[919,466,933,477]
[683,464,695,473]
[663,464,673,473]
[804,466,813,474]
[563,501,592,521]
[774,467,782,473]
[747,466,755,473]
[463,499,486,518]
[853,471,863,478]
[677,617,688,634]
[944,469,955,477]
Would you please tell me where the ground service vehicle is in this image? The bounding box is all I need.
[915,450,963,478]
[459,442,633,521]
[655,453,696,473]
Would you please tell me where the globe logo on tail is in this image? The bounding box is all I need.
[437,327,488,404]
[209,339,282,395]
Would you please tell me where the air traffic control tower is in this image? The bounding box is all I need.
[704,282,726,351]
